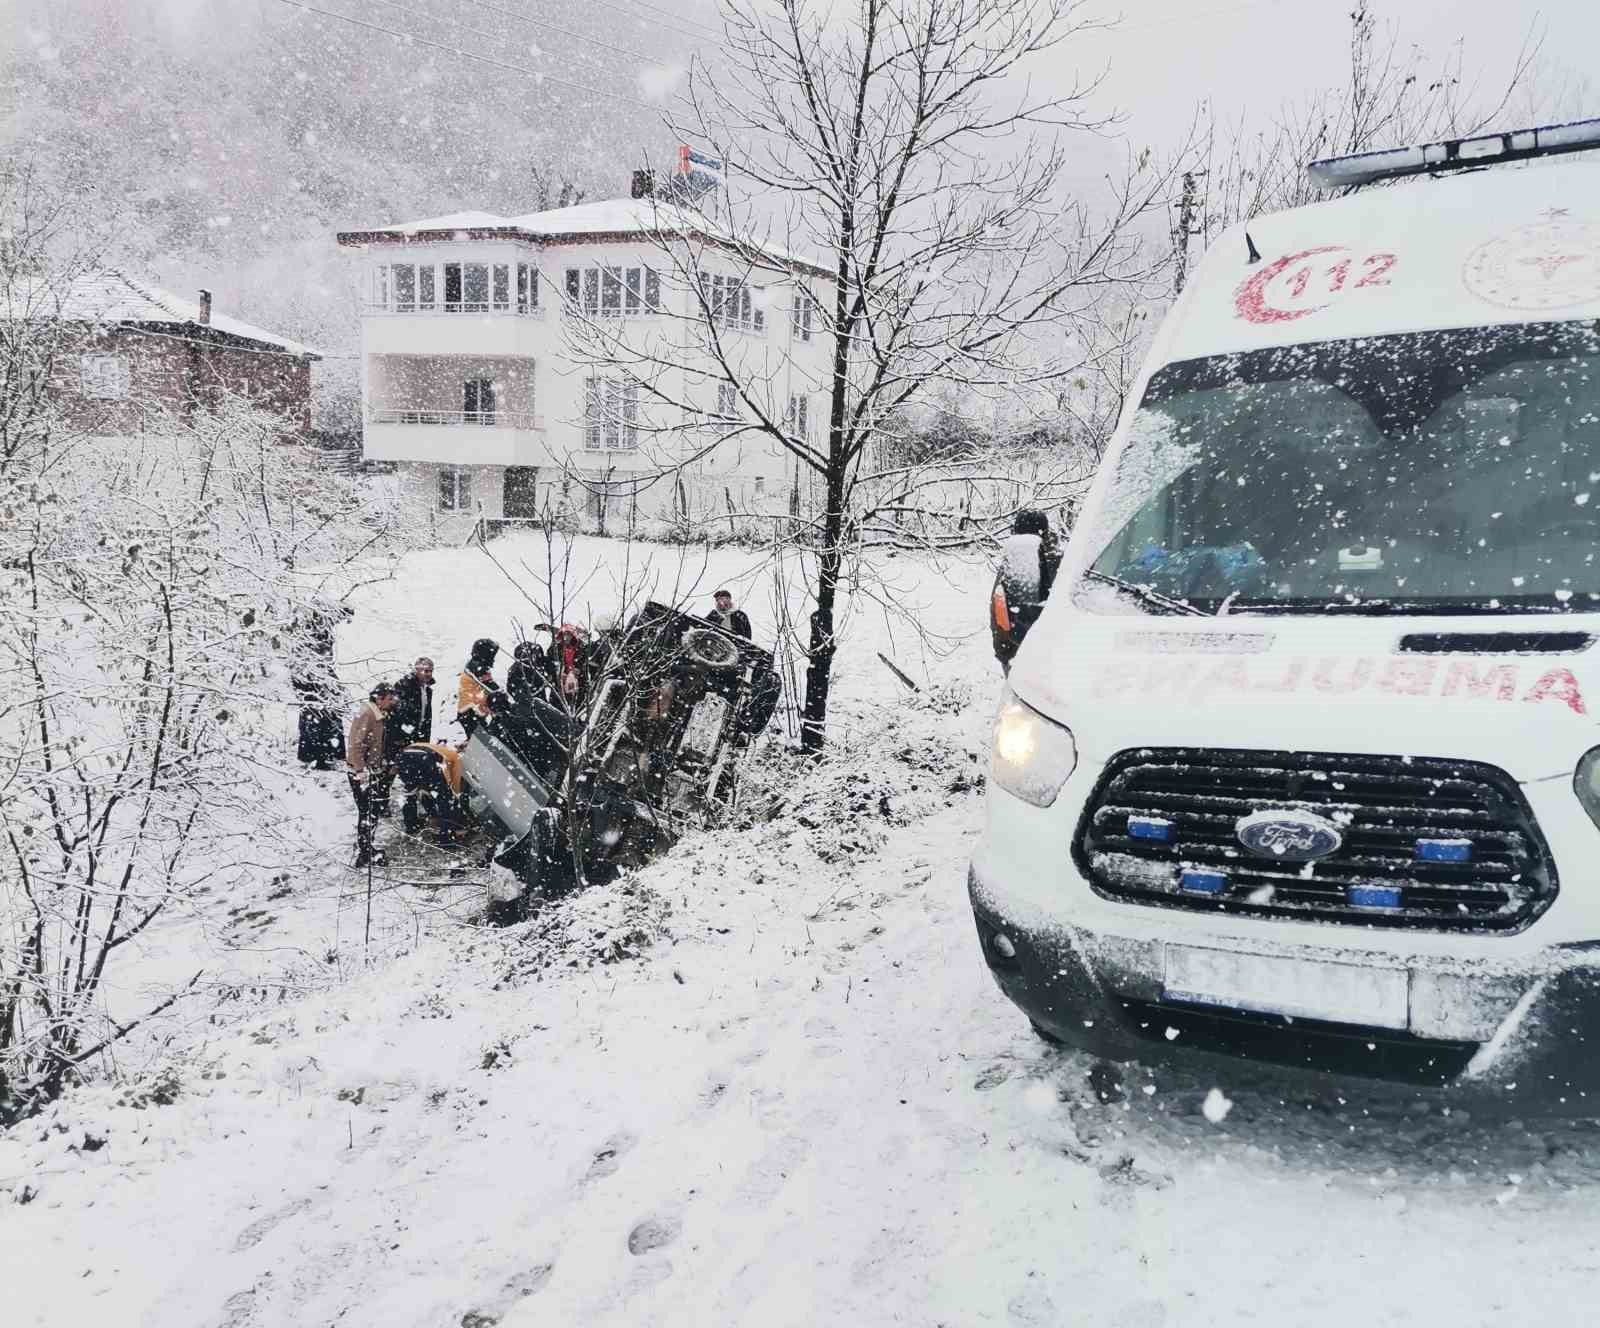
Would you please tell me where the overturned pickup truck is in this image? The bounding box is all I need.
[412,602,780,920]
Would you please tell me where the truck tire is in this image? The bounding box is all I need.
[682,628,740,672]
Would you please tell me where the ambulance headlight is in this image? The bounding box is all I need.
[991,689,1077,808]
[1574,747,1600,831]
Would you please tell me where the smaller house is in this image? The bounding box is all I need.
[42,270,320,434]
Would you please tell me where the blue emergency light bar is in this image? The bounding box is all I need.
[1308,117,1600,190]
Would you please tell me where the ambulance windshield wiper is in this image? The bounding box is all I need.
[1081,568,1209,617]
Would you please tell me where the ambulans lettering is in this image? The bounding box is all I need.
[1440,660,1518,702]
[1091,653,1589,715]
[1523,666,1587,716]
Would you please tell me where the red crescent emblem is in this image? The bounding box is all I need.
[1234,245,1344,324]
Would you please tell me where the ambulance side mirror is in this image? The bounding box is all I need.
[991,520,1052,671]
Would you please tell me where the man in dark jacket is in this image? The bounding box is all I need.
[293,601,353,769]
[707,589,752,640]
[506,641,549,709]
[388,657,435,753]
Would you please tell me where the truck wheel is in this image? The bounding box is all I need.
[682,628,740,672]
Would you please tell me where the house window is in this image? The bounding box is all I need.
[565,265,661,317]
[583,377,640,450]
[463,378,496,425]
[715,382,739,427]
[493,264,510,311]
[391,264,416,312]
[786,393,809,440]
[706,272,764,333]
[444,263,462,309]
[80,353,131,400]
[516,263,537,313]
[792,288,816,341]
[462,263,489,312]
[372,265,389,306]
[419,265,436,311]
[439,465,473,512]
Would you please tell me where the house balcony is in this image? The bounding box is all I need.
[361,304,548,356]
[363,407,549,467]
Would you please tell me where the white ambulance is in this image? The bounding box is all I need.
[970,120,1600,1111]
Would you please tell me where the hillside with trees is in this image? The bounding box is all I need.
[0,0,703,420]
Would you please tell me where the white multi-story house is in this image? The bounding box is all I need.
[336,190,834,537]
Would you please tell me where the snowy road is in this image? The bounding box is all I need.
[11,789,1600,1327]
[7,536,1600,1326]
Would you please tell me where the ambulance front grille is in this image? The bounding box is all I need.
[1073,748,1557,932]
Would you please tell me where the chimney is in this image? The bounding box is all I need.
[630,169,654,200]
[198,288,212,325]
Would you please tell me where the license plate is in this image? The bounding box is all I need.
[1163,945,1409,1030]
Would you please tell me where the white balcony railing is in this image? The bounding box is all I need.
[362,302,545,318]
[368,408,543,430]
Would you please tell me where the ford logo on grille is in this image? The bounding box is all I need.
[1236,809,1343,861]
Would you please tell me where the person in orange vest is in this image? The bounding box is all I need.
[395,740,467,842]
[457,637,505,737]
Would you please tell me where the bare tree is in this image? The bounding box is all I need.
[563,0,1179,749]
[0,174,414,1121]
[1188,2,1542,254]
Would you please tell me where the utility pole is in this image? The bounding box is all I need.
[1172,170,1202,296]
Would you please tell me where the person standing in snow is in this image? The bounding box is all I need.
[550,624,591,708]
[347,683,399,867]
[457,638,505,737]
[387,656,436,753]
[706,588,752,640]
[583,613,624,684]
[506,640,549,709]
[293,601,352,770]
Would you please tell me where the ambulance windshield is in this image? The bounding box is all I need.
[1085,319,1600,615]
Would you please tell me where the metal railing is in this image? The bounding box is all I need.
[361,302,544,317]
[368,408,543,430]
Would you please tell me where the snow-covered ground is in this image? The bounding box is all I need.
[6,533,1600,1328]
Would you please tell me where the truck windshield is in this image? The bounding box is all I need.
[1085,319,1600,615]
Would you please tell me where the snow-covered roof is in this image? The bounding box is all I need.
[340,197,831,279]
[38,268,320,357]
[369,209,513,233]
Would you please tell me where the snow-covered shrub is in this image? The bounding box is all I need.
[727,683,987,867]
[0,234,414,1121]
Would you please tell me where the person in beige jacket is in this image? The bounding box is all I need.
[347,683,399,867]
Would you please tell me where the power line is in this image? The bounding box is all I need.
[413,0,668,67]
[265,0,657,110]
[585,0,725,45]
